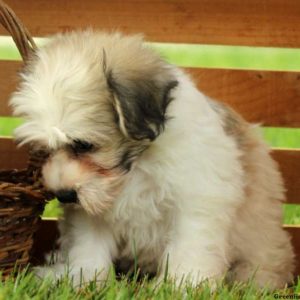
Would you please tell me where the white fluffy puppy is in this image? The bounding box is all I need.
[10,31,294,288]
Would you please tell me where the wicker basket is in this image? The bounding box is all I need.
[0,1,51,277]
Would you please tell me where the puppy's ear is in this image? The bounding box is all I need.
[105,67,178,141]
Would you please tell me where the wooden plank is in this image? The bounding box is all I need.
[285,226,300,277]
[30,219,59,265]
[187,68,300,128]
[0,61,20,116]
[1,0,300,47]
[272,150,300,205]
[0,138,299,204]
[30,220,300,276]
[0,138,28,169]
[1,62,300,127]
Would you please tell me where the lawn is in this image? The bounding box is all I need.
[0,38,299,298]
[1,268,300,300]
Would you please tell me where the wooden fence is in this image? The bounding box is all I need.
[0,0,299,275]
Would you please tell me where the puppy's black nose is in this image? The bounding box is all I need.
[55,189,78,204]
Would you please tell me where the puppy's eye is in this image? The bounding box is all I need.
[71,140,94,154]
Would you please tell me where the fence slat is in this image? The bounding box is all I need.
[0,138,298,204]
[1,0,300,47]
[0,61,20,116]
[1,62,300,127]
[0,138,28,169]
[187,68,300,128]
[272,150,300,204]
[30,220,300,276]
[285,226,300,276]
[31,219,59,265]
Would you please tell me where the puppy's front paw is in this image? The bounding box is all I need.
[33,264,66,281]
[33,264,110,288]
[160,271,219,290]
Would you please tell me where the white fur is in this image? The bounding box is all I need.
[10,31,294,289]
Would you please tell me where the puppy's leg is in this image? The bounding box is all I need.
[159,212,231,287]
[228,146,295,289]
[35,209,117,286]
[229,198,295,289]
[67,225,117,285]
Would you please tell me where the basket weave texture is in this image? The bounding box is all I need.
[0,0,50,277]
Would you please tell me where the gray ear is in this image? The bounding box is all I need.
[106,70,178,141]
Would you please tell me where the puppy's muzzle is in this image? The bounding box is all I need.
[55,189,78,204]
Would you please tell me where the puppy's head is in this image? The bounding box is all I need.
[10,31,177,215]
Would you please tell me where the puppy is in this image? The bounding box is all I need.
[10,31,294,288]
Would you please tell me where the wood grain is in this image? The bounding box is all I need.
[285,226,300,276]
[30,219,59,265]
[1,0,300,47]
[272,150,300,204]
[1,61,300,127]
[0,139,298,204]
[0,61,20,116]
[0,138,28,169]
[30,220,300,276]
[187,68,300,128]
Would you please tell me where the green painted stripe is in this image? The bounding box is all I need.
[1,36,300,71]
[0,36,46,60]
[0,117,22,137]
[151,43,300,71]
[262,127,300,149]
[0,117,299,148]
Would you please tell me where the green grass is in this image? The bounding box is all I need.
[0,269,299,300]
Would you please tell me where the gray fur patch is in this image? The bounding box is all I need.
[208,97,248,149]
